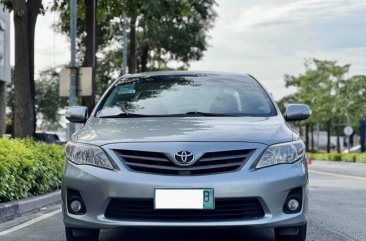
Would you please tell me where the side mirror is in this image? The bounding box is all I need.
[66,106,88,123]
[284,104,311,122]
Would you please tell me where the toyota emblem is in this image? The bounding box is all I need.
[173,151,196,166]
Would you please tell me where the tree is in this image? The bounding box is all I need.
[134,0,217,72]
[51,0,122,112]
[339,75,366,123]
[35,68,68,130]
[284,59,351,152]
[281,59,366,153]
[0,0,44,137]
[6,67,68,132]
[51,0,217,100]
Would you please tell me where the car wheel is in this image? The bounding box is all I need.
[275,223,307,241]
[65,227,100,241]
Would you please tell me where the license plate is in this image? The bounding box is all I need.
[154,189,215,210]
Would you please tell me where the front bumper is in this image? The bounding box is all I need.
[62,142,308,229]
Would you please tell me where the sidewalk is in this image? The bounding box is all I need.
[309,160,366,178]
[0,190,61,223]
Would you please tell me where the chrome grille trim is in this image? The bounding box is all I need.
[114,149,255,176]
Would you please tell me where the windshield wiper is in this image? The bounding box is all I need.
[183,112,235,117]
[98,112,238,118]
[98,113,161,118]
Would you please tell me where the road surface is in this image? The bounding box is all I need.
[1,161,365,241]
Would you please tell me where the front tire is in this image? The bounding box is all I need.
[65,227,100,241]
[275,223,307,241]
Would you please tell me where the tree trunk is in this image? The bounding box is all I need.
[141,44,149,72]
[12,0,41,138]
[350,133,354,147]
[326,120,331,153]
[336,127,341,153]
[128,15,137,73]
[305,123,310,152]
[81,0,97,113]
[12,0,34,137]
[27,0,42,133]
[310,123,314,152]
[0,81,6,136]
[298,124,303,137]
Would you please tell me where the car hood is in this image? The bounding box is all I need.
[73,116,294,146]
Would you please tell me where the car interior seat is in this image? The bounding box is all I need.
[209,93,240,114]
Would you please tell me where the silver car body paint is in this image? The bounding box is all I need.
[62,72,308,229]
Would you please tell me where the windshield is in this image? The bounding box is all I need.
[96,74,277,117]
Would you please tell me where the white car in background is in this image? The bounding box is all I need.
[343,145,361,153]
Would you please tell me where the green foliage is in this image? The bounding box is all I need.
[308,152,366,163]
[135,0,218,67]
[0,0,13,11]
[51,0,216,65]
[0,138,64,202]
[355,154,366,163]
[283,59,350,124]
[35,68,68,130]
[50,0,217,95]
[280,59,366,138]
[0,0,45,14]
[7,67,68,130]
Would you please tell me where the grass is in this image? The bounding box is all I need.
[307,152,366,164]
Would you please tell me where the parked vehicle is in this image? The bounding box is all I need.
[343,145,361,153]
[34,132,61,144]
[63,71,311,241]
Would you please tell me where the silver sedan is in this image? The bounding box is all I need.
[62,71,311,241]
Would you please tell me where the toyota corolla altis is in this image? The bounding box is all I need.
[63,71,311,241]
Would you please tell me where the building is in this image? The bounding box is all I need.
[0,5,11,136]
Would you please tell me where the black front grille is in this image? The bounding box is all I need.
[114,149,254,176]
[105,198,265,222]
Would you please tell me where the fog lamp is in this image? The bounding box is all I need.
[287,199,300,211]
[70,200,83,213]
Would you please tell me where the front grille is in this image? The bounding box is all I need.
[105,198,265,222]
[114,149,254,176]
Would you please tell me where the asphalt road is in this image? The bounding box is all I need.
[1,161,365,241]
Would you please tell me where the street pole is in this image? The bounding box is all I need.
[316,121,320,153]
[346,115,350,153]
[92,0,96,69]
[122,12,128,75]
[0,81,6,136]
[68,0,78,138]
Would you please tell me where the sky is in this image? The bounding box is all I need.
[10,0,366,100]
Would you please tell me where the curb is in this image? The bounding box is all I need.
[0,190,61,223]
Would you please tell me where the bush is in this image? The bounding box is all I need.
[0,138,64,202]
[355,154,366,163]
[308,152,366,164]
[328,153,341,161]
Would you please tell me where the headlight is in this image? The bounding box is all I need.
[65,142,114,170]
[256,140,305,169]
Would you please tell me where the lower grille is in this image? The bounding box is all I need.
[114,149,255,176]
[105,198,265,222]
